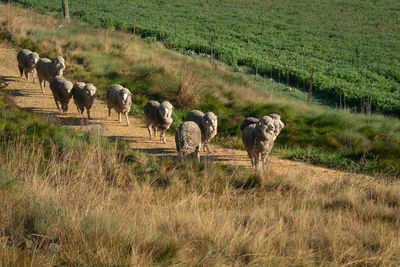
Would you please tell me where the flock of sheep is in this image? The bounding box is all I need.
[17,48,284,170]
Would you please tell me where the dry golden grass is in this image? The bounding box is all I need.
[176,64,201,109]
[1,130,400,266]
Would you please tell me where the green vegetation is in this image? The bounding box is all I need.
[1,4,399,177]
[1,77,400,266]
[5,0,400,116]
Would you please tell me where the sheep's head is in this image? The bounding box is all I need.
[268,113,284,136]
[256,116,275,138]
[28,52,39,66]
[119,88,131,105]
[84,83,97,98]
[159,101,174,120]
[202,111,218,139]
[240,117,258,132]
[52,56,66,72]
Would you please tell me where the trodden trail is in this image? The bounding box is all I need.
[0,42,369,181]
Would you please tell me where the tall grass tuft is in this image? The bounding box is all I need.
[176,64,200,109]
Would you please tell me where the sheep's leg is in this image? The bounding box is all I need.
[261,152,269,171]
[154,126,158,137]
[161,131,166,144]
[118,112,122,123]
[52,96,61,112]
[24,70,29,80]
[204,141,212,153]
[39,78,44,93]
[32,71,36,83]
[195,146,200,163]
[125,112,129,126]
[251,155,257,169]
[254,154,260,170]
[18,66,23,77]
[147,125,153,139]
[87,109,91,119]
[108,107,111,117]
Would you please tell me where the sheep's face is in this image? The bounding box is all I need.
[257,116,275,134]
[119,89,131,104]
[85,83,97,97]
[203,112,218,138]
[159,101,174,119]
[52,56,66,72]
[268,113,284,136]
[28,52,39,66]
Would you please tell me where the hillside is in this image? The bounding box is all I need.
[1,43,400,267]
[5,0,400,115]
[0,3,400,266]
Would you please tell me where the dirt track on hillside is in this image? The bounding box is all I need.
[0,42,369,181]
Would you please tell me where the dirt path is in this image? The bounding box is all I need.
[0,42,368,180]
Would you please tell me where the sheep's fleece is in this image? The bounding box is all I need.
[242,116,276,170]
[72,82,97,119]
[106,84,132,125]
[17,49,39,82]
[175,121,202,162]
[49,76,73,113]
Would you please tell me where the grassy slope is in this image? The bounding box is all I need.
[0,4,399,177]
[5,0,400,116]
[1,75,400,266]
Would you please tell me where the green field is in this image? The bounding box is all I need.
[6,0,400,116]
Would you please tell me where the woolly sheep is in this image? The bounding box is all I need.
[36,56,65,93]
[72,82,97,119]
[106,84,132,126]
[239,116,259,132]
[184,110,218,153]
[242,116,276,170]
[175,121,202,162]
[49,76,73,113]
[240,114,285,140]
[17,49,39,83]
[143,100,174,144]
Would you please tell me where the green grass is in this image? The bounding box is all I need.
[1,4,400,177]
[5,0,400,116]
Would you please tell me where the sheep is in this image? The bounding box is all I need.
[49,76,73,113]
[72,82,97,119]
[143,100,174,144]
[36,56,65,93]
[106,84,132,126]
[16,49,39,83]
[240,114,285,140]
[242,116,276,170]
[184,110,218,153]
[175,121,202,162]
[240,116,259,132]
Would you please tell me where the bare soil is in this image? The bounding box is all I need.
[0,42,368,180]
